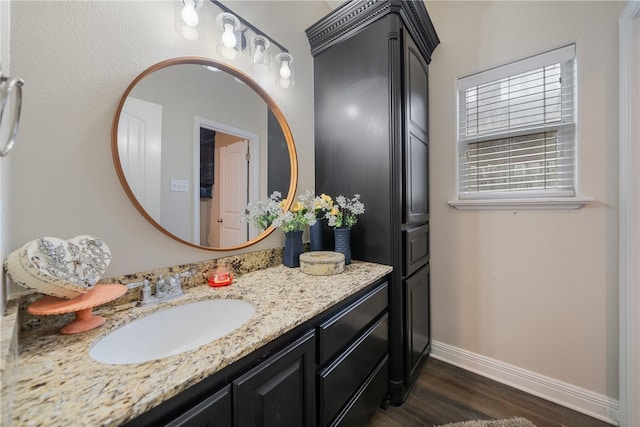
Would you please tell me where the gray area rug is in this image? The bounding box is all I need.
[437,417,537,427]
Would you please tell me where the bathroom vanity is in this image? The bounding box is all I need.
[11,261,391,426]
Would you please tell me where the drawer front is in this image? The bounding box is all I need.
[317,281,388,365]
[331,356,389,427]
[318,314,389,426]
[404,223,429,277]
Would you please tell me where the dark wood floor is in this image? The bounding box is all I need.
[368,358,614,427]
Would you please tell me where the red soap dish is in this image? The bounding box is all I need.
[208,272,233,287]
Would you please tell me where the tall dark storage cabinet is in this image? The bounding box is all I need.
[307,0,439,405]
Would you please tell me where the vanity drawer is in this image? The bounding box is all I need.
[330,355,389,427]
[318,314,388,426]
[317,281,388,365]
[403,223,429,276]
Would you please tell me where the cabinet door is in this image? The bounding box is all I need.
[164,385,232,427]
[404,31,430,224]
[233,331,316,427]
[405,264,430,383]
[403,224,429,277]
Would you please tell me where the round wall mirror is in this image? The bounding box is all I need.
[111,57,298,250]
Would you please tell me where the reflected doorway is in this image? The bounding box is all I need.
[194,118,258,247]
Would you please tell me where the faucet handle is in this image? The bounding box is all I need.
[155,275,168,298]
[126,280,146,290]
[140,280,152,303]
[167,273,183,295]
[128,279,153,306]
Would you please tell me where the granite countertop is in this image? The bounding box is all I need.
[11,261,392,426]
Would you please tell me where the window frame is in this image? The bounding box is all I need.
[450,44,591,210]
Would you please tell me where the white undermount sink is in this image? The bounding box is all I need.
[89,299,255,365]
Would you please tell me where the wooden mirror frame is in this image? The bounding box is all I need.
[111,57,298,251]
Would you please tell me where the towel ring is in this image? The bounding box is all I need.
[0,71,24,157]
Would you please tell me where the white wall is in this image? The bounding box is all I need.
[427,0,624,403]
[8,1,330,276]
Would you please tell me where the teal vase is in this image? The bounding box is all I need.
[334,227,351,265]
[283,230,304,268]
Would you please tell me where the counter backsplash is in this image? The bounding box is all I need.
[100,247,286,303]
[17,247,286,333]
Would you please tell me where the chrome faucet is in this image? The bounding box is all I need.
[127,273,186,307]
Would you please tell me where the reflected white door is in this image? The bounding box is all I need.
[118,97,162,220]
[219,139,248,246]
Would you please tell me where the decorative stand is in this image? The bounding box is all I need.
[27,284,127,335]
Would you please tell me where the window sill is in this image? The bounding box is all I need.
[448,197,593,211]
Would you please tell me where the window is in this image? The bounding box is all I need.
[456,45,577,202]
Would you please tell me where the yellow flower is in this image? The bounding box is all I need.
[292,201,304,212]
[321,194,333,205]
[330,207,340,216]
[280,200,288,209]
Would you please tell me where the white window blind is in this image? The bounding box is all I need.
[457,44,576,198]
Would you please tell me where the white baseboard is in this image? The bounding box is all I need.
[430,340,619,426]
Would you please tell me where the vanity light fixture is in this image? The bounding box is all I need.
[175,0,204,41]
[210,0,294,88]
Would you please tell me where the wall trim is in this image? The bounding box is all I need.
[619,2,640,426]
[431,341,619,425]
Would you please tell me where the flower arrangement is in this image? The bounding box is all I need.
[299,190,334,219]
[241,191,317,233]
[240,191,283,230]
[271,198,317,233]
[325,194,365,228]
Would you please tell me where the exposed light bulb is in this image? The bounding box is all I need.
[222,23,236,48]
[275,53,294,88]
[253,44,265,64]
[181,1,199,27]
[279,61,291,79]
[249,36,271,75]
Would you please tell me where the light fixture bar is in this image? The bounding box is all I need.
[210,0,289,54]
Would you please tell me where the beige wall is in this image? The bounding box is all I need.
[8,1,330,276]
[9,0,624,406]
[426,1,624,399]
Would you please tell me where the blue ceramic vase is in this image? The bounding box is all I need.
[309,220,323,252]
[333,227,352,265]
[283,230,304,268]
